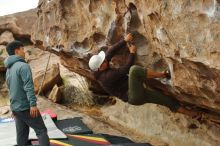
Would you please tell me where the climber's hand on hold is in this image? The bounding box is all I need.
[124,33,133,42]
[164,70,171,79]
[129,44,136,54]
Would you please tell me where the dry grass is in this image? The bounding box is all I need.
[61,73,94,106]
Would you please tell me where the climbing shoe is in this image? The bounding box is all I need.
[164,70,171,79]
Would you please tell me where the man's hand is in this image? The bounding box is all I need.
[11,112,15,119]
[128,44,136,53]
[124,33,133,42]
[30,106,39,118]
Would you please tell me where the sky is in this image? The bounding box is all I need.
[0,0,39,16]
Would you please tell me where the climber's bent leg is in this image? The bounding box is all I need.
[128,65,180,112]
[128,65,148,105]
[143,88,180,112]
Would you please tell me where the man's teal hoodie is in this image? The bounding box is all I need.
[4,55,37,111]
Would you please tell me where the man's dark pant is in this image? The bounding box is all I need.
[13,110,50,146]
[128,65,180,112]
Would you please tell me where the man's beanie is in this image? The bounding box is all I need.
[6,40,24,55]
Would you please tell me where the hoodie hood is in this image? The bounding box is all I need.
[4,55,25,68]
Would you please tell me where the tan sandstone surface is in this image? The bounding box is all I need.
[0,0,220,146]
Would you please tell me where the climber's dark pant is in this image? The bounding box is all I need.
[128,65,180,112]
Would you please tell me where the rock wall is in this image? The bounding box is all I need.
[0,9,37,71]
[0,9,37,44]
[0,1,220,145]
[101,99,220,146]
[32,0,220,114]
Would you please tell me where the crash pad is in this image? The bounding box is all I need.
[0,119,17,146]
[55,117,93,135]
[29,114,67,139]
[41,109,57,121]
[0,117,14,123]
[102,134,152,145]
[108,143,152,146]
[31,134,111,146]
[101,134,134,144]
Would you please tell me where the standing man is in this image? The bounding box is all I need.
[89,34,198,117]
[4,40,50,146]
